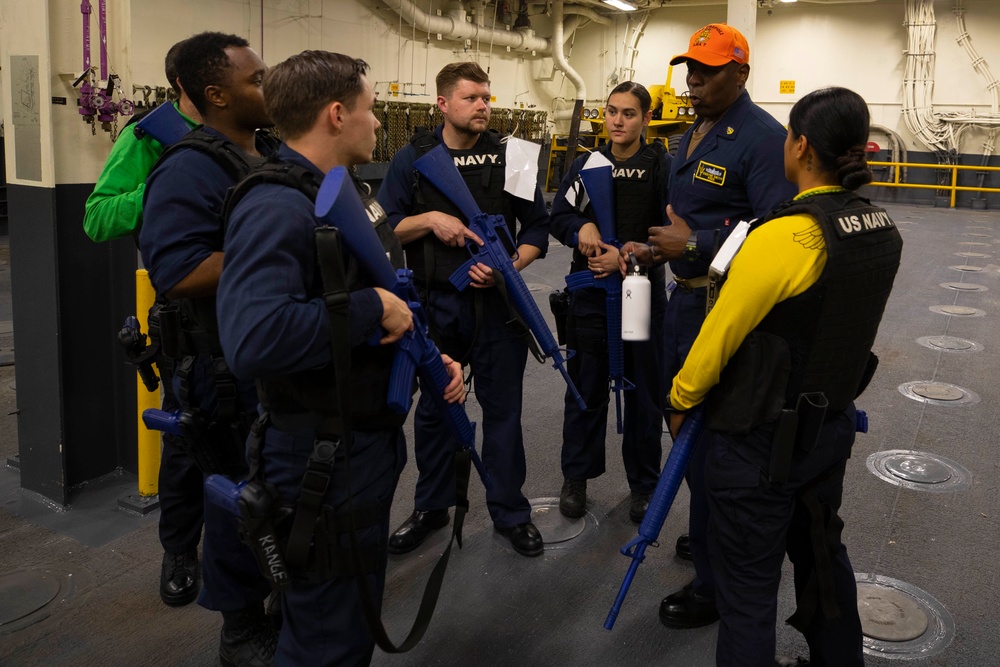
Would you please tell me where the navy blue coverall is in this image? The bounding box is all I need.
[377,126,550,530]
[217,145,406,666]
[550,140,670,494]
[666,90,797,596]
[140,127,271,612]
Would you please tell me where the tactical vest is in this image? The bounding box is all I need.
[614,141,666,244]
[408,128,514,287]
[706,190,902,430]
[140,127,276,473]
[571,142,666,278]
[146,127,271,351]
[225,158,407,430]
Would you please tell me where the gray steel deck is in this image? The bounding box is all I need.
[2,201,998,666]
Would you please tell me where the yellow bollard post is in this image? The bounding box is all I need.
[136,269,161,497]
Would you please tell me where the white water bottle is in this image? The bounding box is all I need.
[622,261,650,341]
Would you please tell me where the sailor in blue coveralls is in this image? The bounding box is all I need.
[217,52,464,666]
[377,62,551,558]
[549,82,670,524]
[140,32,275,667]
[624,23,796,629]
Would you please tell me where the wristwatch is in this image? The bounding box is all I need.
[664,395,688,414]
[683,232,699,262]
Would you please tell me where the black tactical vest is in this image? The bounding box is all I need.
[571,141,666,272]
[407,128,514,287]
[226,159,407,430]
[145,127,271,350]
[613,141,666,244]
[750,191,902,412]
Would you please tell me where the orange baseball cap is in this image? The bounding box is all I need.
[670,23,750,67]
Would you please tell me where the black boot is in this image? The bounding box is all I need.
[159,550,199,607]
[559,479,587,518]
[264,589,282,632]
[220,606,277,667]
[497,522,544,557]
[629,492,652,524]
[675,533,693,561]
[387,509,450,554]
[658,583,719,629]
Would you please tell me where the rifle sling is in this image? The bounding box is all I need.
[284,227,352,570]
[315,224,470,654]
[493,270,545,364]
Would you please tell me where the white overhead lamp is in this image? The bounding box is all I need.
[780,0,798,3]
[603,0,637,11]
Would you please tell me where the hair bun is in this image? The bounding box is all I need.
[836,147,873,190]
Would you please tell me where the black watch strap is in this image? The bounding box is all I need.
[664,394,688,414]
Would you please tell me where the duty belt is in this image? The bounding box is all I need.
[673,275,709,293]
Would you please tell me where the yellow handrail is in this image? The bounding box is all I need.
[868,160,1000,208]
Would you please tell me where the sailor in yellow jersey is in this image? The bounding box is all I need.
[665,87,903,667]
[670,202,827,407]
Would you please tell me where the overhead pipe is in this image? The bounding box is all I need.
[552,0,587,176]
[383,1,595,118]
[552,0,587,119]
[562,4,611,25]
[381,0,551,51]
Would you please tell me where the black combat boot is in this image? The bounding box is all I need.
[559,478,587,518]
[159,549,199,607]
[219,605,278,667]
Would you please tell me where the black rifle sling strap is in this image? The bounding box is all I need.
[491,268,546,364]
[786,459,848,632]
[314,227,465,654]
[283,226,351,570]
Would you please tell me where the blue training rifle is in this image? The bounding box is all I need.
[314,166,490,490]
[133,100,191,146]
[564,162,633,434]
[603,406,871,629]
[605,408,705,630]
[412,143,586,411]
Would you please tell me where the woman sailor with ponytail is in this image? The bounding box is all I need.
[665,87,903,667]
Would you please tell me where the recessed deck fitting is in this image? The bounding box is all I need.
[939,282,987,291]
[948,265,983,272]
[858,583,929,641]
[916,336,982,353]
[866,449,971,492]
[521,497,604,551]
[0,568,90,636]
[954,252,990,258]
[929,305,985,317]
[898,381,979,406]
[855,573,955,659]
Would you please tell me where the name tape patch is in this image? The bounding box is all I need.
[834,209,896,238]
[694,161,726,186]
